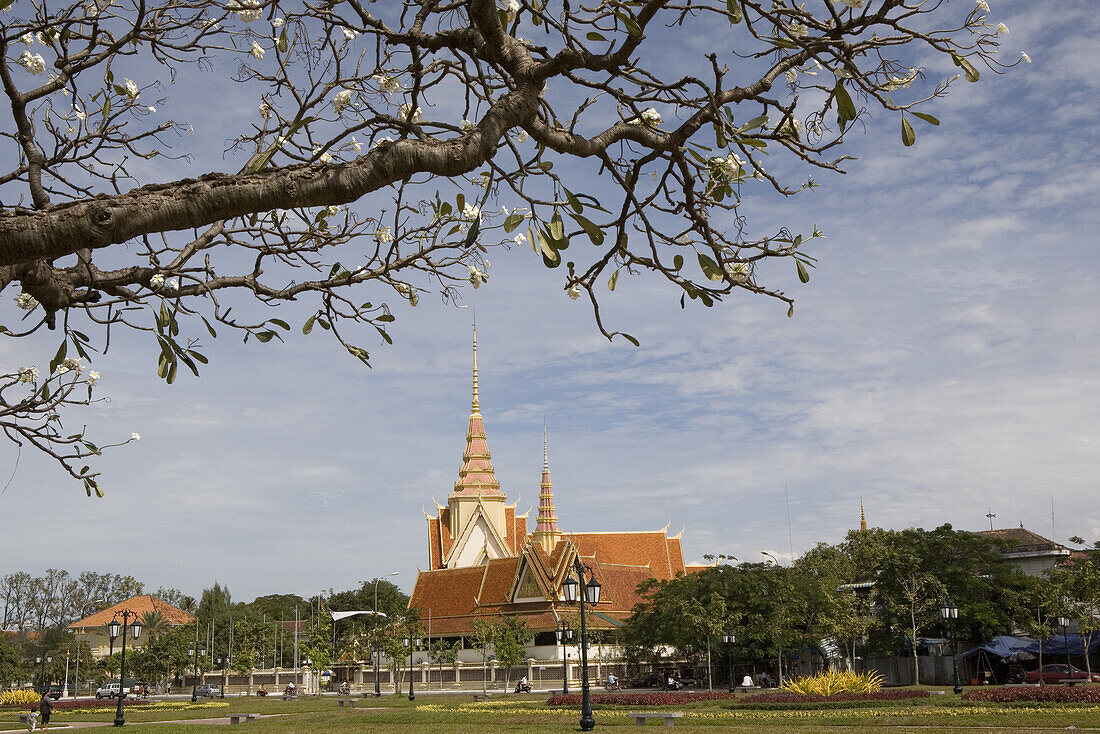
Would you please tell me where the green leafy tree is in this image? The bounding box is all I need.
[1013,575,1060,685]
[0,0,1010,495]
[1052,543,1100,679]
[493,616,529,692]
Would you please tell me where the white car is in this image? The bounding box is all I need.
[95,682,131,699]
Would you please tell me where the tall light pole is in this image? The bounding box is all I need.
[73,598,104,698]
[556,622,573,696]
[761,551,785,686]
[403,634,419,701]
[562,560,601,732]
[939,597,962,694]
[723,632,736,692]
[35,654,52,691]
[108,610,142,727]
[1057,616,1073,676]
[188,645,206,701]
[374,572,398,697]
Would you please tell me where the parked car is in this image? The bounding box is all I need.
[1023,664,1100,685]
[631,671,662,688]
[96,682,122,699]
[194,684,221,698]
[45,684,63,699]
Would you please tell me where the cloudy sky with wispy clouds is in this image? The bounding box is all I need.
[1,0,1097,604]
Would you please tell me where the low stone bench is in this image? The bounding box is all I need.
[1059,678,1088,686]
[730,686,755,693]
[227,713,260,725]
[335,697,357,708]
[471,693,492,702]
[17,713,31,724]
[630,711,683,727]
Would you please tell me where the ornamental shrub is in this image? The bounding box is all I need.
[0,689,40,707]
[782,669,884,695]
[744,689,929,704]
[963,686,1100,703]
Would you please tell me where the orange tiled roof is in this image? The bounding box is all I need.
[68,595,195,629]
[565,531,686,580]
[975,527,1068,553]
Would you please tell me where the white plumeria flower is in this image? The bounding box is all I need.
[341,26,358,41]
[373,135,393,148]
[313,147,333,163]
[88,371,100,385]
[976,0,990,10]
[250,41,265,61]
[165,277,179,291]
[513,129,528,143]
[631,108,662,127]
[1020,51,1031,63]
[996,22,1009,34]
[123,78,139,100]
[17,367,39,383]
[20,32,35,46]
[724,261,751,283]
[374,226,394,243]
[15,292,38,310]
[514,233,527,246]
[839,0,862,8]
[350,137,363,152]
[468,265,487,288]
[73,106,87,121]
[501,0,520,22]
[272,16,284,27]
[462,203,481,221]
[374,74,401,94]
[785,69,797,84]
[227,0,262,22]
[325,205,340,217]
[149,272,165,289]
[131,432,141,441]
[259,101,272,119]
[333,89,354,113]
[788,23,809,38]
[17,51,46,75]
[399,103,422,123]
[58,358,84,374]
[461,119,475,133]
[567,285,581,300]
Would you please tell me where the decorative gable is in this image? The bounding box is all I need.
[445,504,511,568]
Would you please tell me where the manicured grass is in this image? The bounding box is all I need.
[4,692,1100,732]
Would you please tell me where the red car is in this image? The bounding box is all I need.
[1023,664,1100,684]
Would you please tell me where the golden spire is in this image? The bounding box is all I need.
[860,497,867,532]
[533,423,561,554]
[472,326,480,414]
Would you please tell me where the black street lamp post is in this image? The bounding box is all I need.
[402,635,419,701]
[939,598,962,694]
[1057,616,1072,674]
[74,598,104,698]
[373,573,397,697]
[217,656,229,698]
[556,622,573,696]
[108,610,142,727]
[35,654,52,690]
[723,633,736,692]
[188,646,206,702]
[562,560,601,732]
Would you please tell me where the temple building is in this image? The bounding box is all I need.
[408,332,703,665]
[67,594,196,660]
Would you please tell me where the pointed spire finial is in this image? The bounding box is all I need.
[860,497,867,532]
[472,325,480,413]
[543,420,549,471]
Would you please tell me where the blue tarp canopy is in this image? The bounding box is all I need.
[959,634,1100,660]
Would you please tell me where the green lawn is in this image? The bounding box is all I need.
[3,692,1099,732]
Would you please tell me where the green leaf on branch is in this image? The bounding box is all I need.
[787,304,795,318]
[796,260,810,283]
[912,112,940,126]
[586,31,607,42]
[254,331,277,343]
[621,333,640,346]
[616,11,641,36]
[346,345,372,366]
[952,53,981,82]
[504,213,525,232]
[50,340,67,374]
[303,315,316,335]
[697,252,723,282]
[608,270,620,291]
[901,117,916,147]
[568,212,605,245]
[834,81,857,123]
[726,0,742,24]
[673,254,684,270]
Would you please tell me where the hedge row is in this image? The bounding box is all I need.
[745,690,930,704]
[546,689,930,707]
[963,686,1100,703]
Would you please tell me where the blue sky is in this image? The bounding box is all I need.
[1,0,1097,604]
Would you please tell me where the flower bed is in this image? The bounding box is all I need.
[745,690,930,704]
[547,691,737,706]
[963,686,1100,703]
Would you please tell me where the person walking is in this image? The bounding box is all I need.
[38,691,52,731]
